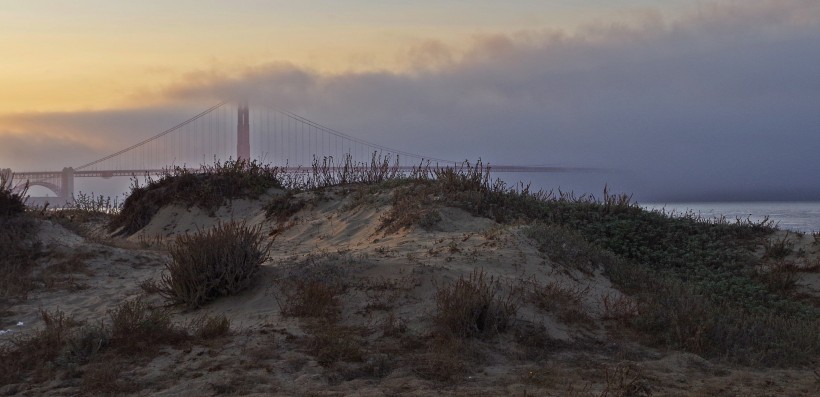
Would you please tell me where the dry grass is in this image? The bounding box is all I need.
[302,321,365,366]
[158,221,271,308]
[433,269,518,339]
[278,279,344,319]
[529,280,594,325]
[0,309,78,386]
[108,298,188,354]
[80,361,137,396]
[190,313,232,340]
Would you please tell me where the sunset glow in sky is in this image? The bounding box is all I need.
[2,1,819,201]
[1,1,692,113]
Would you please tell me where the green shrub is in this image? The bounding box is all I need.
[525,223,617,274]
[110,159,283,235]
[158,221,271,308]
[433,269,518,339]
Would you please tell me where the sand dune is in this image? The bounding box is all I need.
[2,186,818,396]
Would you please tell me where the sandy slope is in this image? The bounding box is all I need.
[2,187,818,396]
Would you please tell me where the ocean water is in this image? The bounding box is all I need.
[641,202,820,233]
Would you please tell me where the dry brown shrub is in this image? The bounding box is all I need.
[80,361,137,396]
[0,215,40,305]
[600,293,640,325]
[409,336,472,382]
[108,298,188,354]
[190,313,231,339]
[303,321,365,366]
[0,309,78,386]
[433,269,518,339]
[159,221,270,308]
[756,260,800,293]
[278,279,344,319]
[529,280,593,325]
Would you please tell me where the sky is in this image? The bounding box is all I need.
[1,0,819,202]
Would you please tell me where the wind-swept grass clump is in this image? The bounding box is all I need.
[158,221,271,308]
[433,269,518,339]
[110,158,283,235]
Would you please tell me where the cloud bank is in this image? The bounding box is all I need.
[2,0,819,201]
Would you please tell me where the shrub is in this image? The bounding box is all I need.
[109,298,187,353]
[278,279,344,319]
[378,183,441,233]
[433,269,518,339]
[525,223,617,274]
[190,313,231,339]
[110,159,283,235]
[303,321,365,366]
[158,221,271,308]
[529,280,593,325]
[0,171,27,217]
[0,215,40,304]
[264,191,305,221]
[0,309,78,386]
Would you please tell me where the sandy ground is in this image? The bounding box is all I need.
[2,187,818,396]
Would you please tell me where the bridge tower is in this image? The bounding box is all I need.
[61,167,75,203]
[237,102,250,160]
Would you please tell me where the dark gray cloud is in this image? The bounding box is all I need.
[3,0,819,201]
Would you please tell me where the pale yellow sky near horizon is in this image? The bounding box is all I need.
[0,1,695,114]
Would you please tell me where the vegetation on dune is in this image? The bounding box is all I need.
[0,173,41,307]
[0,171,28,217]
[106,153,817,367]
[0,305,230,388]
[110,158,283,236]
[157,221,271,308]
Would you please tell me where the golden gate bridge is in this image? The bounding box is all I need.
[2,102,583,206]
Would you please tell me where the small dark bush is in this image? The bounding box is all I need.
[303,321,365,366]
[379,184,441,233]
[763,233,795,260]
[0,309,78,386]
[433,269,518,339]
[158,221,271,308]
[525,223,617,274]
[190,313,231,339]
[278,279,344,319]
[0,215,40,304]
[57,323,109,368]
[109,298,187,353]
[264,191,305,221]
[0,172,27,217]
